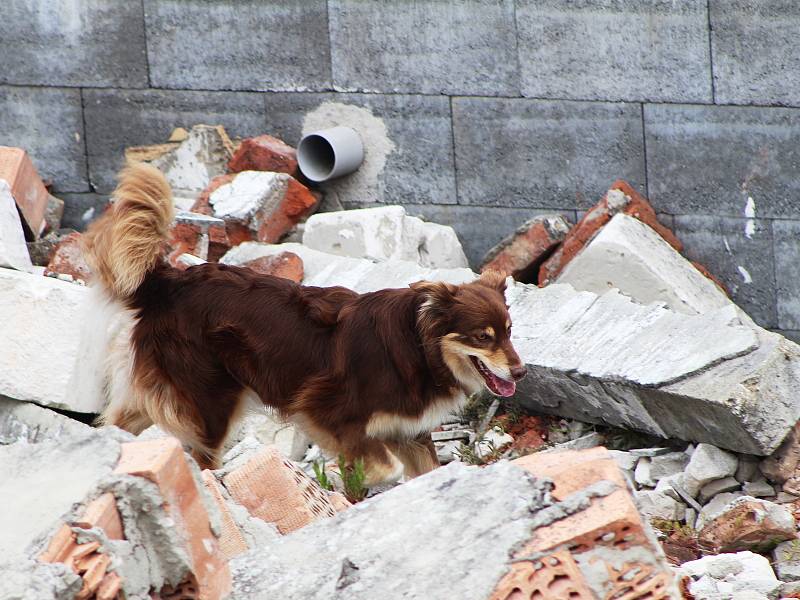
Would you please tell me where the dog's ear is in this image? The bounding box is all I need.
[477,270,507,293]
[410,280,458,309]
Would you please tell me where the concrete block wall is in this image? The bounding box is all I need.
[1,0,799,338]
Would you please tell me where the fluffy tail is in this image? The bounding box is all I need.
[83,162,174,299]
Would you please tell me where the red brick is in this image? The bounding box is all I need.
[116,438,231,600]
[539,181,682,285]
[255,177,318,244]
[44,231,91,283]
[0,146,49,239]
[200,470,249,560]
[190,174,236,216]
[480,216,570,283]
[241,252,304,283]
[227,135,299,177]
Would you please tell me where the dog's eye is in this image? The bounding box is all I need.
[476,332,489,341]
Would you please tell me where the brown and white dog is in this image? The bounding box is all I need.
[84,163,527,484]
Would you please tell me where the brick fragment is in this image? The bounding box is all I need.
[222,445,337,534]
[698,497,796,552]
[0,146,49,238]
[115,438,231,600]
[489,447,678,600]
[227,134,299,177]
[480,215,570,283]
[44,231,92,283]
[538,181,681,285]
[241,251,304,283]
[200,470,249,560]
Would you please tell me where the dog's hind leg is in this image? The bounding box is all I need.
[386,433,440,479]
[100,406,153,435]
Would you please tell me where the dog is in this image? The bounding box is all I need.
[83,162,527,485]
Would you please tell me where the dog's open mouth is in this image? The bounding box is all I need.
[469,356,516,397]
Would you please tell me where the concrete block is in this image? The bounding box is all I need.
[329,0,518,95]
[649,451,690,482]
[222,445,337,534]
[508,281,800,456]
[516,0,711,102]
[680,552,781,600]
[453,97,645,209]
[672,214,776,328]
[644,103,800,218]
[0,86,86,193]
[303,206,468,268]
[83,88,266,193]
[402,204,577,269]
[59,193,109,231]
[0,183,33,271]
[143,0,330,91]
[227,411,309,461]
[0,269,107,413]
[697,491,746,530]
[774,220,800,330]
[558,213,731,315]
[741,479,775,498]
[0,396,93,444]
[710,1,800,105]
[0,0,147,87]
[635,489,684,521]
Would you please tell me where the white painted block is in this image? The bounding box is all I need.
[0,181,33,272]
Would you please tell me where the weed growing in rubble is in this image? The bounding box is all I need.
[458,392,495,425]
[337,455,367,503]
[455,439,505,466]
[313,460,334,492]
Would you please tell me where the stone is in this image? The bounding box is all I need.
[698,492,746,529]
[0,0,147,88]
[649,451,690,482]
[781,581,800,598]
[222,445,338,535]
[543,432,605,453]
[742,479,776,498]
[540,181,682,284]
[736,455,760,483]
[43,232,91,284]
[699,496,796,553]
[328,0,518,96]
[148,124,235,210]
[241,252,304,283]
[773,539,800,582]
[644,103,800,219]
[0,146,50,238]
[608,450,638,472]
[43,195,64,235]
[634,457,654,488]
[685,507,697,529]
[226,411,310,461]
[515,1,711,103]
[435,440,461,464]
[684,444,740,497]
[777,492,800,504]
[0,269,105,413]
[302,206,468,269]
[209,171,318,244]
[0,182,33,271]
[475,427,513,459]
[558,213,732,316]
[699,477,741,504]
[452,98,645,209]
[760,422,800,486]
[674,215,776,329]
[228,134,299,177]
[230,449,679,599]
[479,214,570,283]
[0,87,87,194]
[144,0,330,91]
[679,552,781,600]
[635,489,684,522]
[0,396,93,445]
[630,447,673,458]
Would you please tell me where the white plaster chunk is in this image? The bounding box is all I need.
[0,181,33,272]
[679,552,780,600]
[303,206,468,268]
[210,171,288,222]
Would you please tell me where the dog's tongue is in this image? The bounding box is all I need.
[488,372,516,397]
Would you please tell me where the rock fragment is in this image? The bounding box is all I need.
[684,443,739,496]
[698,496,796,552]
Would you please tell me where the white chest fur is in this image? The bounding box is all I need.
[365,392,468,440]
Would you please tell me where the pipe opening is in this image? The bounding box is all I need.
[297,134,336,182]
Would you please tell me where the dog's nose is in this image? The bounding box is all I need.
[510,365,527,381]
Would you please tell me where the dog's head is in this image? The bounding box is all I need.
[412,271,527,397]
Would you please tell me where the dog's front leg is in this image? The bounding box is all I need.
[386,433,440,479]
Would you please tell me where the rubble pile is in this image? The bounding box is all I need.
[5,126,800,599]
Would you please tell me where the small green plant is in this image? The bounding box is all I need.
[312,459,334,491]
[336,455,367,503]
[454,437,505,466]
[781,539,800,562]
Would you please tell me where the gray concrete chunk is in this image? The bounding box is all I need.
[453,98,645,210]
[143,0,331,92]
[516,0,711,103]
[329,0,519,96]
[773,220,800,330]
[684,444,739,497]
[698,477,741,504]
[0,0,147,88]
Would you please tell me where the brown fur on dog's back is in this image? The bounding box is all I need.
[83,162,174,299]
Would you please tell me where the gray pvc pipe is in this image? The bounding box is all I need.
[297,126,364,183]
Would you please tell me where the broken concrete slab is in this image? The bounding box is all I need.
[0,180,33,271]
[0,396,94,445]
[0,269,106,413]
[226,410,309,461]
[149,124,235,211]
[302,206,468,269]
[557,213,731,315]
[508,281,800,456]
[480,214,570,282]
